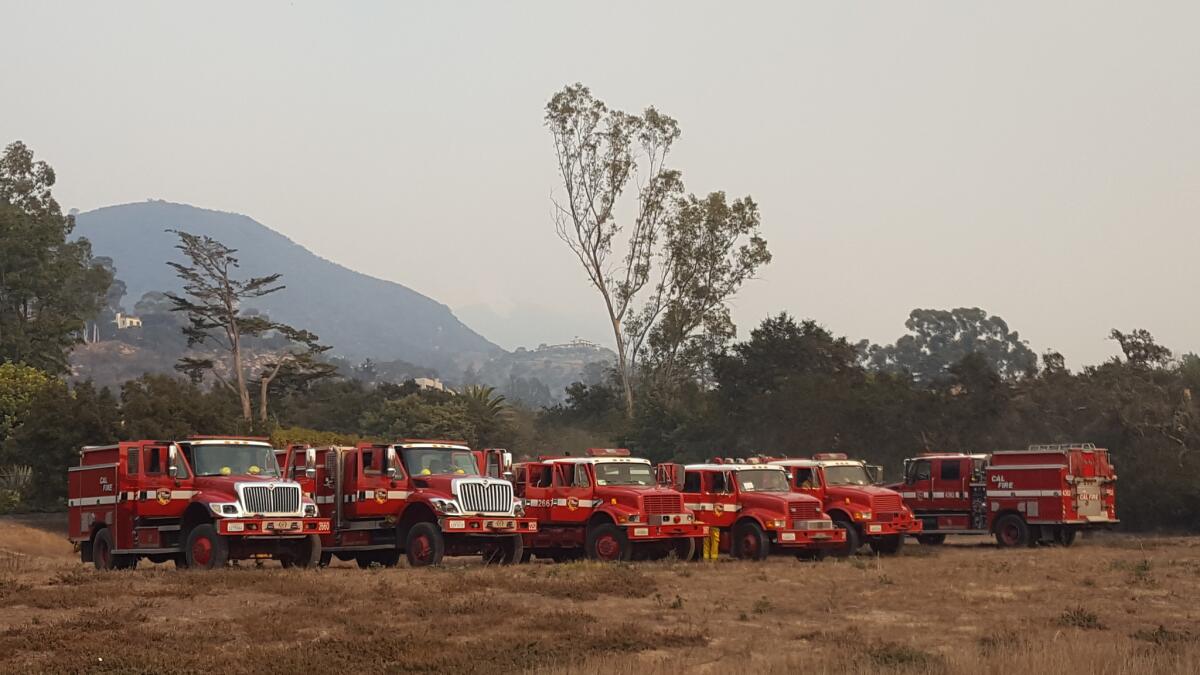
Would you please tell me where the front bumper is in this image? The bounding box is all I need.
[624,522,708,540]
[217,517,330,537]
[774,526,847,549]
[862,517,923,537]
[439,516,539,535]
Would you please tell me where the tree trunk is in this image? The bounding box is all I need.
[231,328,252,422]
[259,377,271,425]
[610,315,635,418]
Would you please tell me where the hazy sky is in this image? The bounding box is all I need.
[4,2,1198,365]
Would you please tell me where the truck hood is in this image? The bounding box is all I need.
[739,491,803,513]
[596,485,679,509]
[190,473,294,501]
[825,484,900,504]
[411,473,497,499]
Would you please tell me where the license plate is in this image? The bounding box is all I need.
[484,519,514,529]
[812,533,830,539]
[269,521,300,531]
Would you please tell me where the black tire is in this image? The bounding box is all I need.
[92,528,116,571]
[280,535,322,568]
[1054,527,1077,547]
[869,534,905,556]
[993,514,1029,548]
[482,535,524,565]
[519,550,533,564]
[731,521,770,561]
[585,524,632,562]
[185,524,230,570]
[916,534,946,546]
[671,537,697,561]
[405,522,445,567]
[831,517,861,558]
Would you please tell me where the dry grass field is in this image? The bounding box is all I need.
[1,516,1197,674]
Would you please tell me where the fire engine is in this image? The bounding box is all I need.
[68,437,329,570]
[280,440,536,567]
[768,453,921,556]
[892,443,1118,547]
[656,460,845,560]
[513,448,707,562]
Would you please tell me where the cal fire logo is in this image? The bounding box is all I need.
[566,496,580,511]
[155,488,172,506]
[713,502,725,516]
[374,489,388,504]
[990,474,1013,490]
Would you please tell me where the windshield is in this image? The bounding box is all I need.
[736,469,790,493]
[402,448,479,476]
[824,464,872,486]
[188,444,281,478]
[593,461,654,486]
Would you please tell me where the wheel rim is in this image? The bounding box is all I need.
[412,534,432,563]
[192,535,213,566]
[595,534,621,560]
[1000,522,1019,546]
[740,533,759,558]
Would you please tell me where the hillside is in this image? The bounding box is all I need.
[73,201,502,374]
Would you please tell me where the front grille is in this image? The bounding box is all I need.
[794,519,834,530]
[789,501,819,519]
[871,494,902,514]
[457,480,514,514]
[643,494,683,514]
[240,484,301,515]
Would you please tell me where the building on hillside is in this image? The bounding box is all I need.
[114,313,142,329]
[414,377,450,393]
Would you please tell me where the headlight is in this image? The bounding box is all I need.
[513,501,525,517]
[209,503,240,517]
[432,499,460,515]
[627,514,641,523]
[304,504,318,517]
[855,511,872,520]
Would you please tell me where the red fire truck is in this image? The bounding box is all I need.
[68,437,329,570]
[892,443,1118,547]
[513,448,707,562]
[280,440,536,567]
[769,453,921,556]
[656,461,845,560]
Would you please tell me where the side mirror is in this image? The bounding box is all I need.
[167,445,179,478]
[385,447,399,479]
[304,447,317,479]
[501,451,513,472]
[168,465,179,479]
[866,465,883,485]
[502,470,515,482]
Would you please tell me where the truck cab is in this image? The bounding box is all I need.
[657,461,844,560]
[514,448,707,562]
[770,453,921,556]
[894,444,1118,547]
[282,440,536,567]
[68,437,329,570]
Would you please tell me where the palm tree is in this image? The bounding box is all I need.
[461,385,511,445]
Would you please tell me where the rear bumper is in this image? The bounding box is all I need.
[862,518,923,537]
[217,517,330,537]
[773,527,847,549]
[624,523,708,540]
[439,516,539,535]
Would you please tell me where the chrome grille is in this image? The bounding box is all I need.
[871,494,902,514]
[794,519,834,530]
[643,494,683,514]
[789,501,820,519]
[239,484,302,515]
[457,480,514,514]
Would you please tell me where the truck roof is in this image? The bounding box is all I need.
[684,463,786,472]
[541,457,651,466]
[391,441,471,451]
[770,458,864,469]
[185,438,273,447]
[913,453,989,460]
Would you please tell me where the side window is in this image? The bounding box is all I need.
[681,471,702,494]
[911,460,931,482]
[170,450,190,479]
[553,464,573,487]
[939,460,961,481]
[362,450,380,476]
[796,468,816,488]
[126,447,139,475]
[145,448,163,475]
[708,472,730,493]
[572,464,591,488]
[533,466,552,488]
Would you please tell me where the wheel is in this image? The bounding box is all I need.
[831,517,861,557]
[993,514,1029,548]
[405,522,445,567]
[916,534,946,546]
[1054,527,1077,547]
[869,534,904,555]
[92,528,116,571]
[671,537,697,561]
[280,535,322,568]
[482,535,524,565]
[795,548,828,561]
[185,524,230,570]
[731,521,769,561]
[586,524,632,562]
